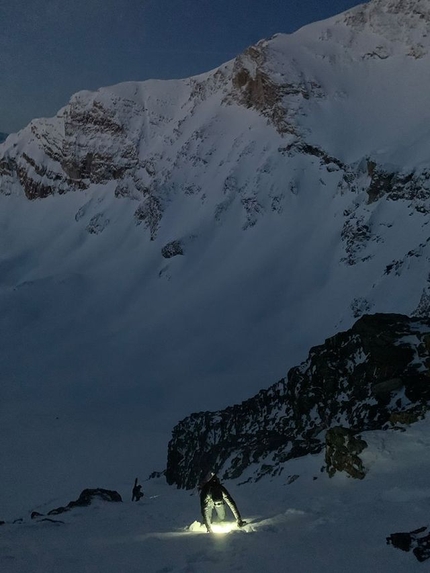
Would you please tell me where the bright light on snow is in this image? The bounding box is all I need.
[211,522,236,534]
[187,520,237,535]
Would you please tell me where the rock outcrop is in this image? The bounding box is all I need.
[166,314,430,488]
[324,426,367,479]
[227,44,324,135]
[31,488,122,519]
[387,525,430,562]
[161,240,184,259]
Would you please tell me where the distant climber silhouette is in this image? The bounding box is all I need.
[199,473,245,533]
[132,478,144,501]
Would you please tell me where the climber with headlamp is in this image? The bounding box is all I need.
[199,473,246,533]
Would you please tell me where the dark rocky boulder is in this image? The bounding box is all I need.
[387,526,430,562]
[161,240,184,258]
[31,488,122,518]
[166,313,430,488]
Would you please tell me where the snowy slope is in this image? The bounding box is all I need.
[1,0,430,523]
[2,418,430,573]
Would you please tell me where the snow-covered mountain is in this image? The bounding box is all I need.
[1,0,430,521]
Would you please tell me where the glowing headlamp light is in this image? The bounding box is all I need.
[211,522,236,535]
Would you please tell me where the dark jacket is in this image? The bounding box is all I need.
[200,477,241,530]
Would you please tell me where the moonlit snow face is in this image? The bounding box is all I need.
[1,0,430,552]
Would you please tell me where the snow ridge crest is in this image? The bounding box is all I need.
[343,0,430,52]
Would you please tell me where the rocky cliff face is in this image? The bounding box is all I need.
[166,314,430,488]
[1,0,430,252]
[227,43,324,135]
[0,39,322,203]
